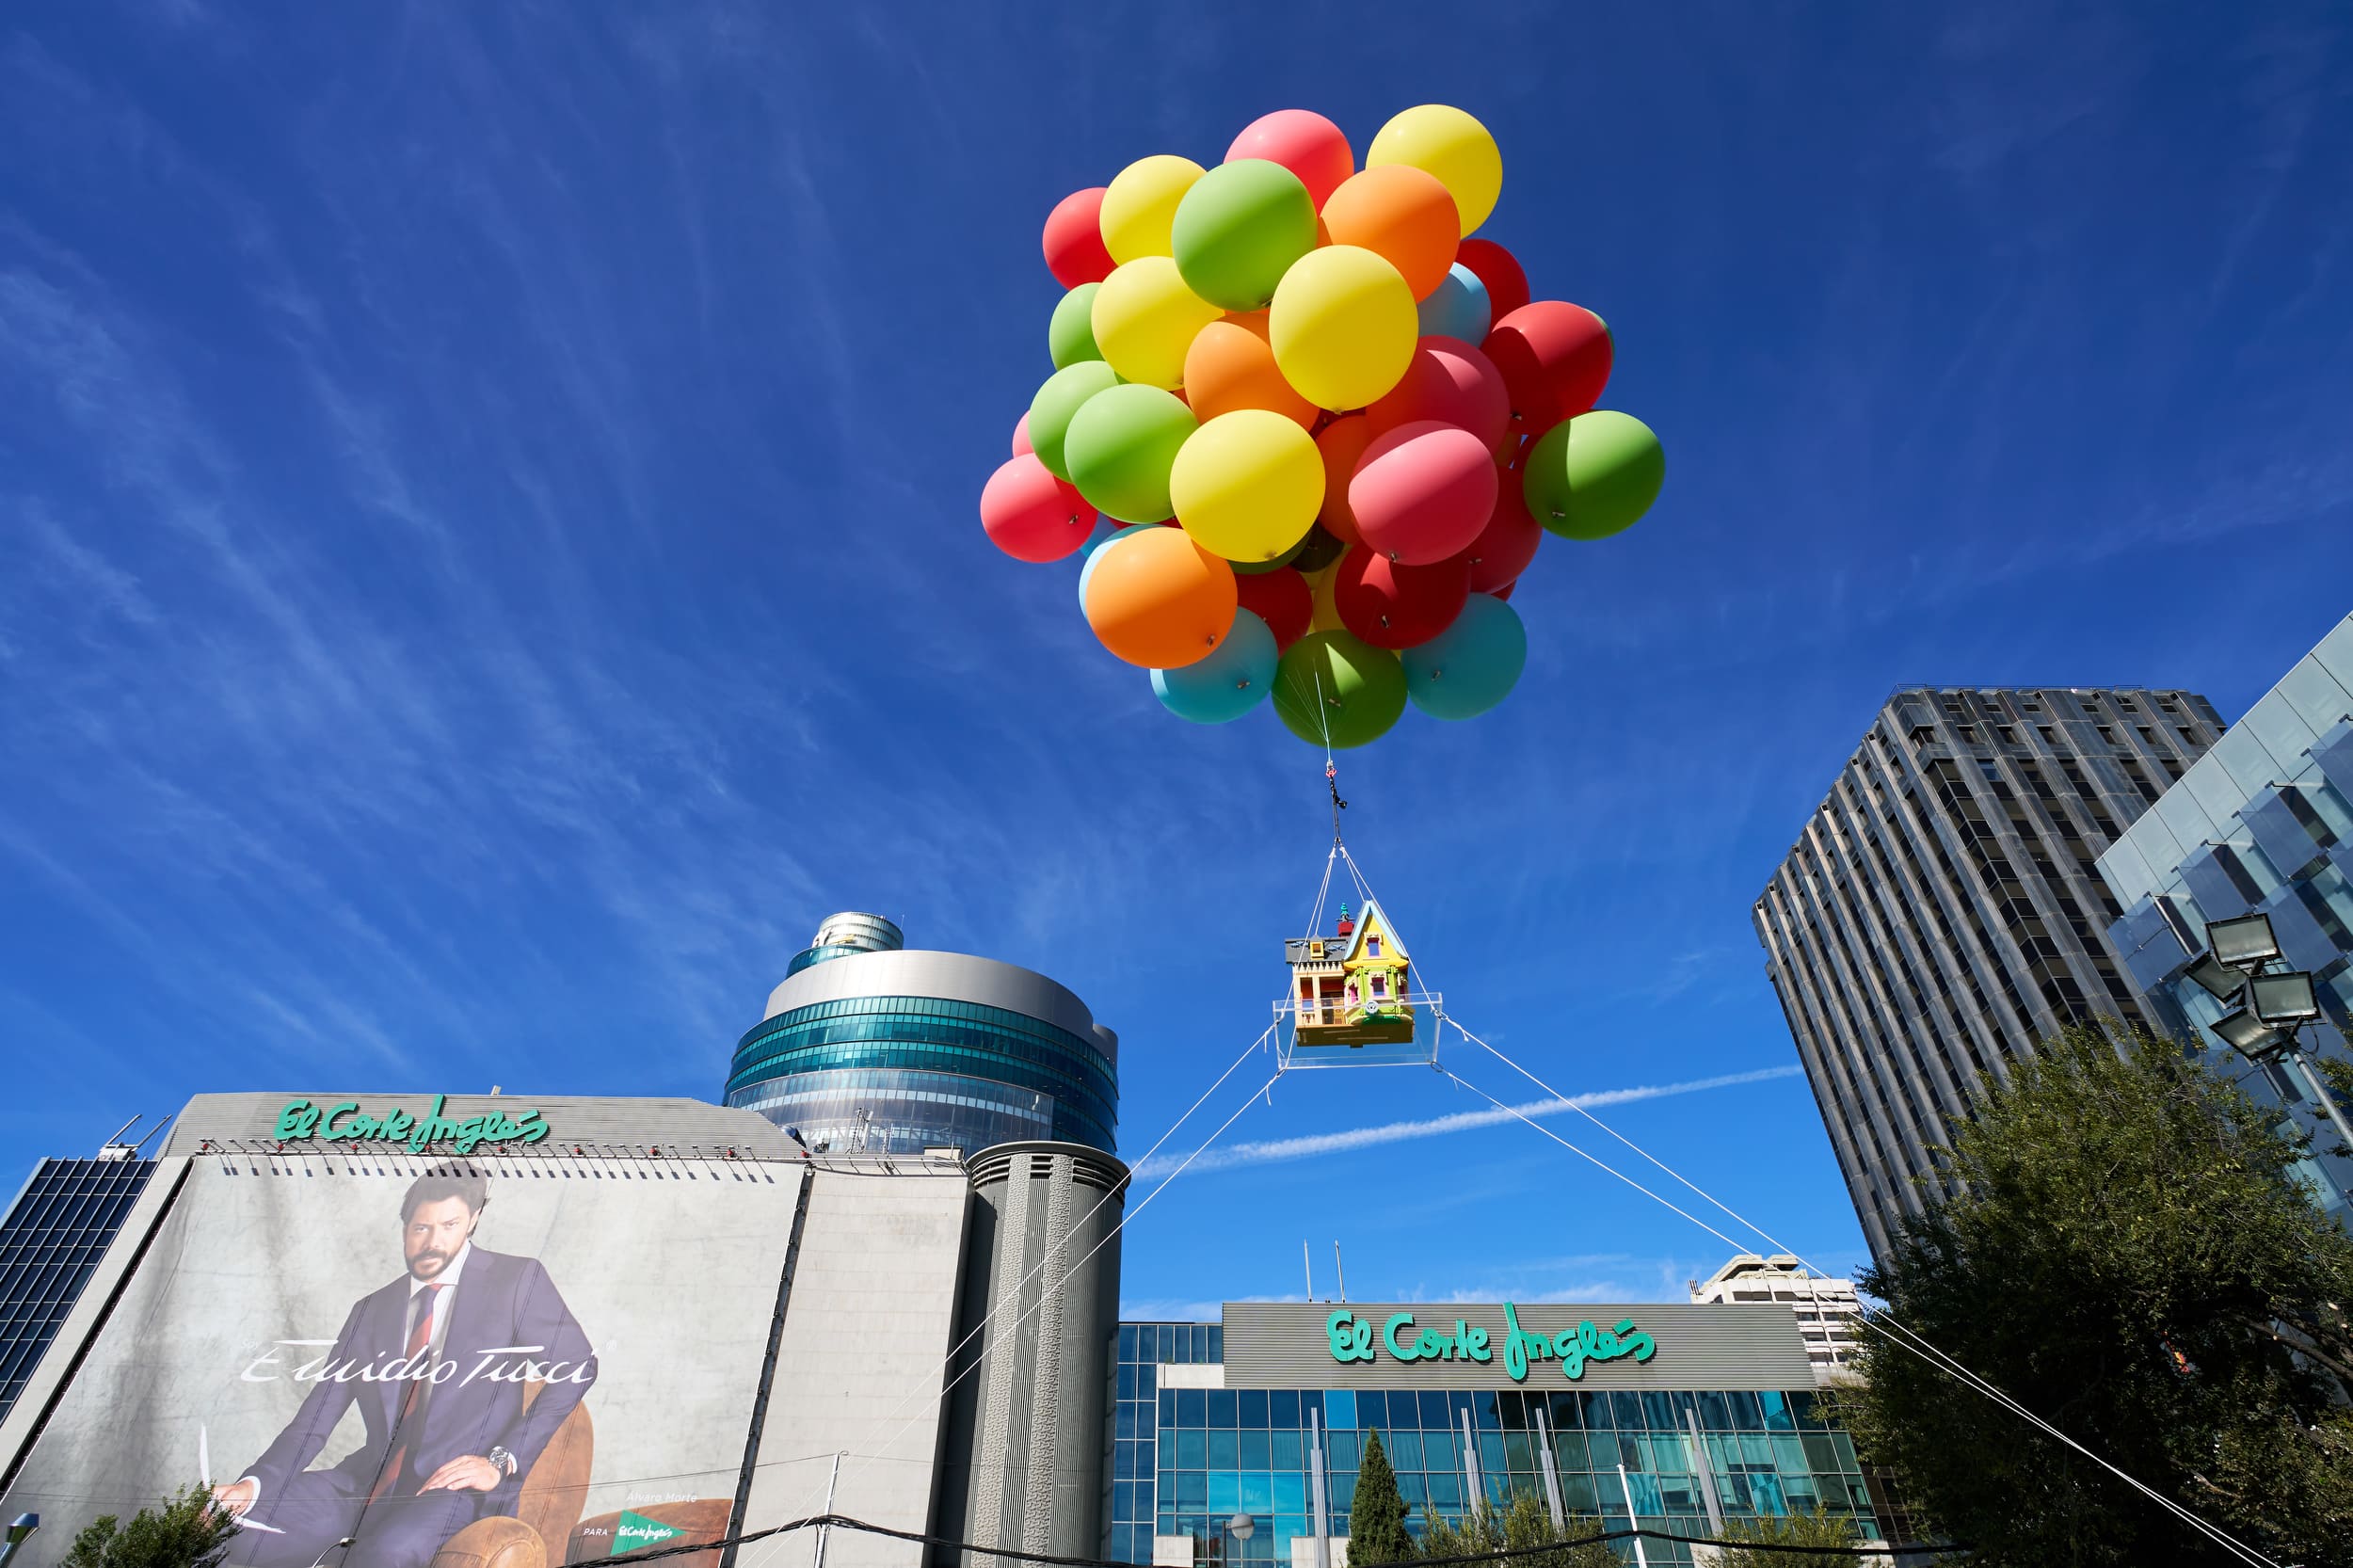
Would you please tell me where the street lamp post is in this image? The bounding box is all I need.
[0,1515,40,1568]
[2187,913,2353,1158]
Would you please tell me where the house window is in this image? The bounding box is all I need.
[1367,936,1382,957]
[1371,973,1387,998]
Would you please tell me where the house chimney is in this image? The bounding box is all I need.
[1336,902,1354,938]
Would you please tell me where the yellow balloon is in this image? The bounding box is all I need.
[1269,246,1418,411]
[1099,154,1206,264]
[1306,557,1346,632]
[1367,104,1502,236]
[1091,257,1222,391]
[1169,410,1324,563]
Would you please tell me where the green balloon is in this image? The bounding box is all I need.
[1064,384,1197,523]
[1171,159,1318,312]
[1273,630,1408,749]
[1522,410,1664,540]
[1049,283,1103,370]
[1029,360,1122,481]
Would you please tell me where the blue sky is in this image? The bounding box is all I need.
[3,2,2349,1316]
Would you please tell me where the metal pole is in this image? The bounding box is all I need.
[1615,1464,1649,1568]
[1308,1407,1330,1568]
[2287,1042,2353,1157]
[1333,1241,1346,1303]
[1305,1241,1315,1303]
[814,1449,841,1568]
[1461,1410,1481,1519]
[1685,1409,1726,1533]
[1530,1404,1565,1529]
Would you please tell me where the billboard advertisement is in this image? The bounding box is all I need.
[3,1144,803,1568]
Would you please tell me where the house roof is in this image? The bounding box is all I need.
[1285,898,1411,968]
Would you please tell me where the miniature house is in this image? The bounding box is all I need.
[1283,900,1415,1047]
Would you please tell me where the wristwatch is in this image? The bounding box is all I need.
[488,1447,518,1477]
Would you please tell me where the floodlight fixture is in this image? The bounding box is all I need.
[2207,912,2281,971]
[2183,952,2247,1003]
[2249,970,2323,1026]
[5,1518,37,1548]
[2210,1007,2287,1060]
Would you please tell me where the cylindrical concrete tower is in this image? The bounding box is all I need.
[728,914,1119,1158]
[934,1141,1128,1568]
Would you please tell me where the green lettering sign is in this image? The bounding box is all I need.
[1324,1303,1654,1383]
[272,1095,550,1155]
[610,1512,684,1558]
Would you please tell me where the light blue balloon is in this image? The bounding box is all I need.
[1077,523,1160,610]
[1152,609,1278,724]
[1401,593,1526,719]
[1417,263,1492,346]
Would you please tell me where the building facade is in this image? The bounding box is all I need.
[2097,614,2353,1220]
[0,1092,1123,1568]
[0,1150,155,1423]
[727,913,1121,1159]
[1687,1256,1864,1376]
[1107,1303,1899,1568]
[1754,687,2224,1260]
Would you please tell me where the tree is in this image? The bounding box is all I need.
[1349,1430,1416,1565]
[1713,1508,1860,1568]
[1416,1491,1616,1568]
[1844,1022,2353,1568]
[61,1485,239,1568]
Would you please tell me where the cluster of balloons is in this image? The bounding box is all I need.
[979,104,1664,748]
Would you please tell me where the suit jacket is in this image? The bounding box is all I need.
[247,1247,598,1508]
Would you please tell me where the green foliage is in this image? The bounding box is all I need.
[1349,1429,1416,1565]
[60,1485,239,1568]
[1713,1507,1860,1568]
[1846,1022,2353,1568]
[1415,1490,1615,1568]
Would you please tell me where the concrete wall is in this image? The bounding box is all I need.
[935,1143,1127,1568]
[741,1164,974,1568]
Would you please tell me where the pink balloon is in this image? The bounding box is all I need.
[1044,187,1116,288]
[1368,338,1512,455]
[1226,109,1354,210]
[981,454,1097,563]
[1348,421,1497,566]
[1013,410,1033,457]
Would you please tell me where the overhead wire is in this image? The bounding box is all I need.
[1437,1019,2285,1568]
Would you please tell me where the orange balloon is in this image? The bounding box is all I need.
[1319,166,1460,301]
[1185,318,1320,428]
[1083,526,1240,668]
[1314,414,1381,546]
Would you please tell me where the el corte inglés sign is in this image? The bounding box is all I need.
[273,1094,550,1154]
[1327,1302,1656,1383]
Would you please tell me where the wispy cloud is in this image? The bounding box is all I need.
[1133,1065,1802,1180]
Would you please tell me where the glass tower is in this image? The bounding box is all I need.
[0,1155,156,1422]
[726,912,1119,1158]
[1753,687,2223,1262]
[2097,615,2353,1223]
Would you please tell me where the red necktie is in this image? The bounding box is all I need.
[370,1283,444,1501]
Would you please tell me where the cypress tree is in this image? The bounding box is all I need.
[1350,1429,1415,1564]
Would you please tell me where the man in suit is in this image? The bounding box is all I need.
[213,1166,598,1568]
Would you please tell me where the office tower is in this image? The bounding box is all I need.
[2099,614,2353,1222]
[1689,1255,1865,1377]
[0,1126,159,1424]
[726,912,1120,1159]
[1754,687,2223,1261]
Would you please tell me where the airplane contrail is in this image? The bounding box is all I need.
[1132,1064,1804,1180]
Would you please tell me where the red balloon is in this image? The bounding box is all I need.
[1349,420,1497,565]
[981,454,1097,563]
[1226,109,1354,210]
[1493,578,1516,602]
[1236,567,1313,652]
[1459,462,1541,593]
[1369,338,1511,455]
[1454,239,1529,323]
[1483,302,1613,437]
[1333,549,1471,649]
[1013,410,1033,457]
[1044,187,1116,288]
